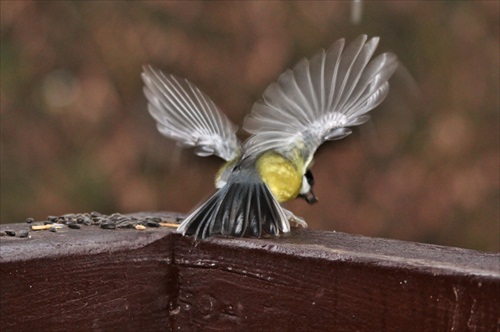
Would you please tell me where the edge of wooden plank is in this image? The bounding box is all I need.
[173,229,500,277]
[1,214,499,331]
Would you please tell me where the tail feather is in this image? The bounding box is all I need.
[177,181,290,239]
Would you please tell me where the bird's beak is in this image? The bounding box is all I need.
[303,190,318,205]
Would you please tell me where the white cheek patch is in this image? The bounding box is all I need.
[300,175,311,195]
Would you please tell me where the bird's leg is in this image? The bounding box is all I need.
[283,208,308,228]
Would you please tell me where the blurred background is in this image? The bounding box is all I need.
[1,1,498,251]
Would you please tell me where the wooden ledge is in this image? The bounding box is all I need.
[1,213,499,331]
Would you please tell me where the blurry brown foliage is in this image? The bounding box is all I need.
[1,1,498,251]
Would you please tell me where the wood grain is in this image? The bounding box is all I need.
[1,216,499,331]
[0,223,176,331]
[173,229,500,331]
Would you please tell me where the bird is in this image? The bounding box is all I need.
[141,35,398,239]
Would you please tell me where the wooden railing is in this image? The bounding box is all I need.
[1,212,499,331]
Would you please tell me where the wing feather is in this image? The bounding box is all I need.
[242,35,398,160]
[142,65,240,161]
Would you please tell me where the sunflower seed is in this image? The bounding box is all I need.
[147,220,160,227]
[100,222,116,230]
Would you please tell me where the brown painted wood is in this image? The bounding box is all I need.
[173,230,500,332]
[0,220,177,332]
[1,214,499,331]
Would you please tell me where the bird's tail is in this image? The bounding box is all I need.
[177,181,290,239]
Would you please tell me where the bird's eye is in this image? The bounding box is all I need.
[305,169,314,186]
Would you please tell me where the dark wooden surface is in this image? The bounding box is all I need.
[1,214,499,331]
[0,222,176,332]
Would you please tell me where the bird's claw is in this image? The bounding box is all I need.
[284,209,308,228]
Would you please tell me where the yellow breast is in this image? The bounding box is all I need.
[256,152,303,203]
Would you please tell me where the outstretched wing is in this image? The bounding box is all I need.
[242,35,398,162]
[142,65,240,161]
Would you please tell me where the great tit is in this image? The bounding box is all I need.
[142,35,398,239]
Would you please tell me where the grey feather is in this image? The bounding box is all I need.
[242,35,398,160]
[177,169,290,239]
[142,65,240,161]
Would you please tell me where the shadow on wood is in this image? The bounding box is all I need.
[1,212,499,331]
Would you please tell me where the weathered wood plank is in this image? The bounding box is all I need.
[0,222,177,332]
[1,214,499,331]
[173,229,500,332]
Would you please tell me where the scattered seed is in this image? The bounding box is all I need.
[92,218,103,225]
[19,230,29,238]
[5,230,16,236]
[100,223,116,230]
[159,222,180,228]
[91,211,103,217]
[147,220,160,227]
[28,212,182,233]
[32,224,63,231]
[31,225,52,231]
[117,222,133,229]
